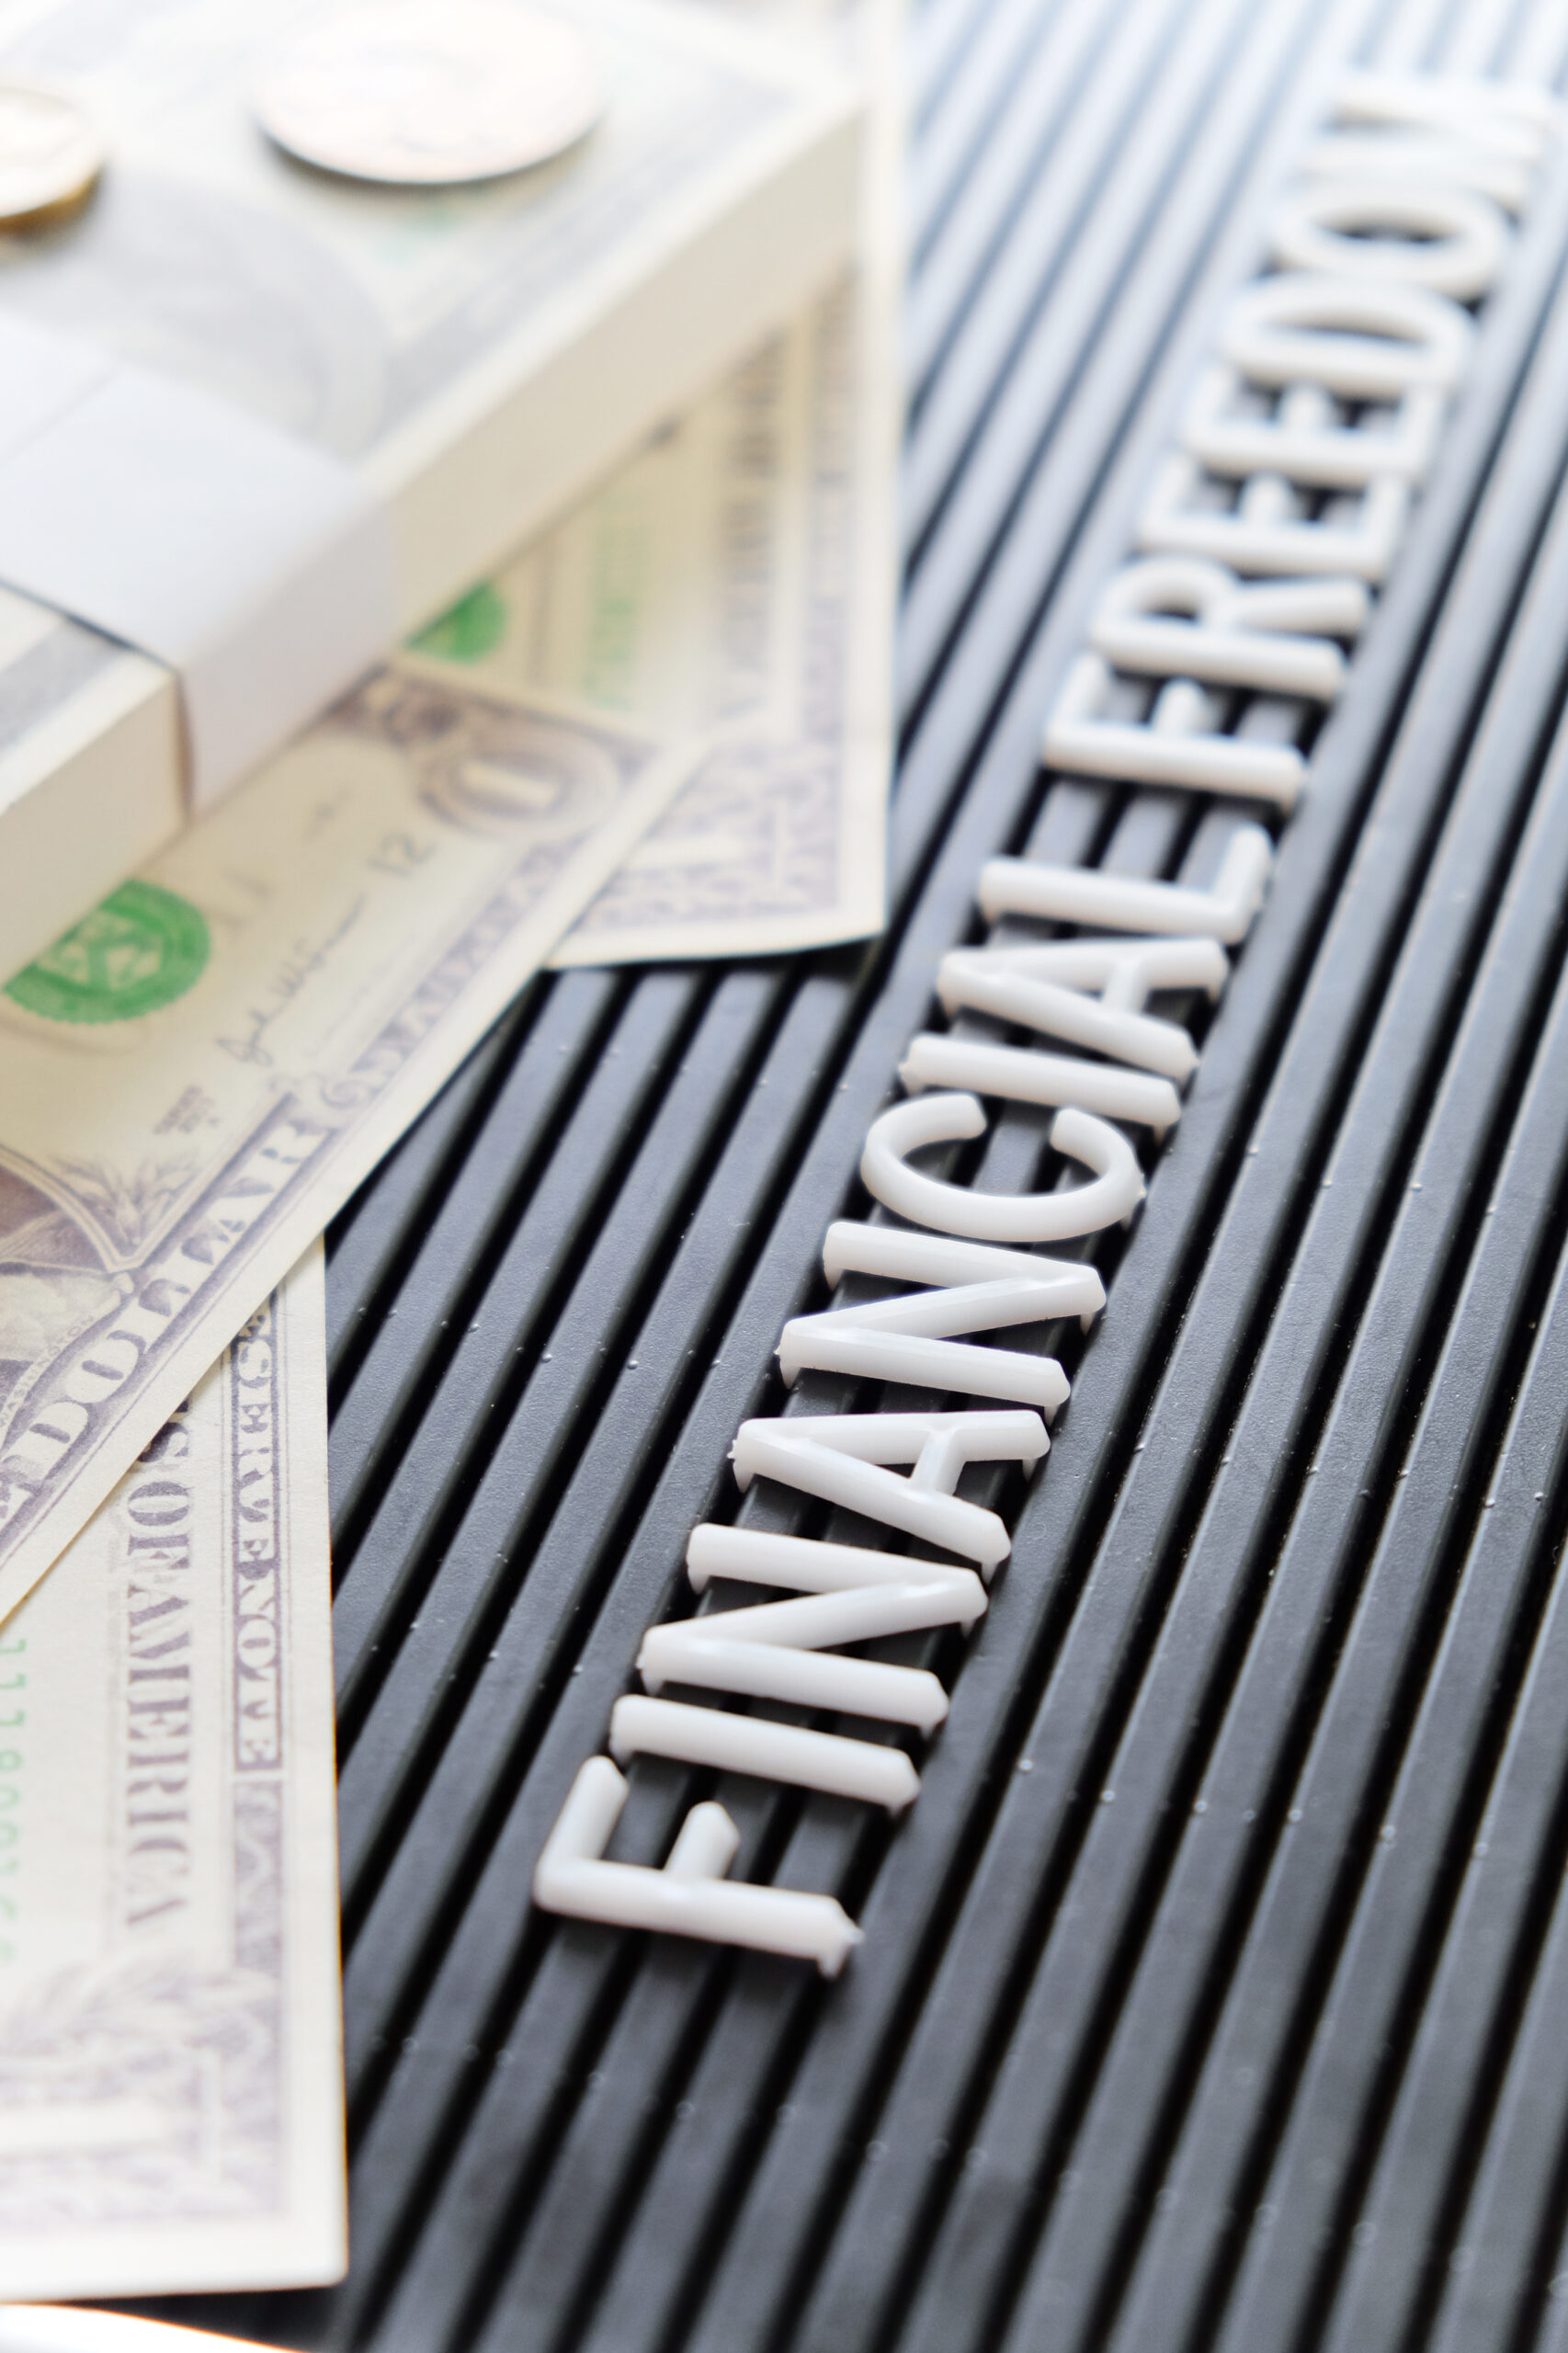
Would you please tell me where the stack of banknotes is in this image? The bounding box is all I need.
[0,0,866,966]
[0,0,900,2307]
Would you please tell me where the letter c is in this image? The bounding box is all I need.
[860,1093,1144,1243]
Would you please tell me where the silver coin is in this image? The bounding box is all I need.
[253,0,605,188]
[0,82,104,232]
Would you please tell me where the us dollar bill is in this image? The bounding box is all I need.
[0,1245,344,2302]
[0,675,693,1623]
[403,6,902,965]
[405,267,895,964]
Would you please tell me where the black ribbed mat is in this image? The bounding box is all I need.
[131,0,1568,2345]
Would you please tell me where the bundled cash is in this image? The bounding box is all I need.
[0,0,863,975]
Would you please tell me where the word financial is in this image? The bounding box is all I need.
[535,71,1562,1970]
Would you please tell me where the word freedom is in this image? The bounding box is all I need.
[536,71,1562,1971]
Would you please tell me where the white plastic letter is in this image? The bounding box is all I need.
[936,935,1225,1080]
[1180,360,1443,490]
[1220,275,1473,400]
[778,1266,1070,1412]
[533,1756,864,1975]
[779,1218,1098,1410]
[859,1095,1144,1245]
[1089,555,1363,699]
[609,1697,922,1812]
[1314,70,1563,218]
[1141,439,1410,582]
[638,1565,984,1729]
[1270,182,1506,301]
[1042,648,1303,808]
[900,1036,1181,1135]
[977,824,1272,942]
[688,1520,995,1594]
[821,1220,1105,1331]
[731,1407,1049,1569]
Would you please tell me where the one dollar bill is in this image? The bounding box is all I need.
[0,676,693,1622]
[407,0,902,967]
[410,265,895,964]
[0,1246,344,2302]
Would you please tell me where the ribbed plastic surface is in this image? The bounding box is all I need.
[136,0,1568,2346]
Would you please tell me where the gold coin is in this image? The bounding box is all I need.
[0,82,104,233]
[253,0,605,188]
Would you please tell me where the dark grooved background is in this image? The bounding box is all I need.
[129,0,1568,2345]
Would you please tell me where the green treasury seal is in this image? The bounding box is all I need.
[412,580,507,665]
[5,880,210,1024]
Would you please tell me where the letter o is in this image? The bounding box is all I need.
[126,1479,190,1530]
[1271,181,1507,302]
[1222,273,1473,398]
[62,1331,142,1407]
[236,1619,278,1672]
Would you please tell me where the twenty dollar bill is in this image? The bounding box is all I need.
[0,1245,344,2301]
